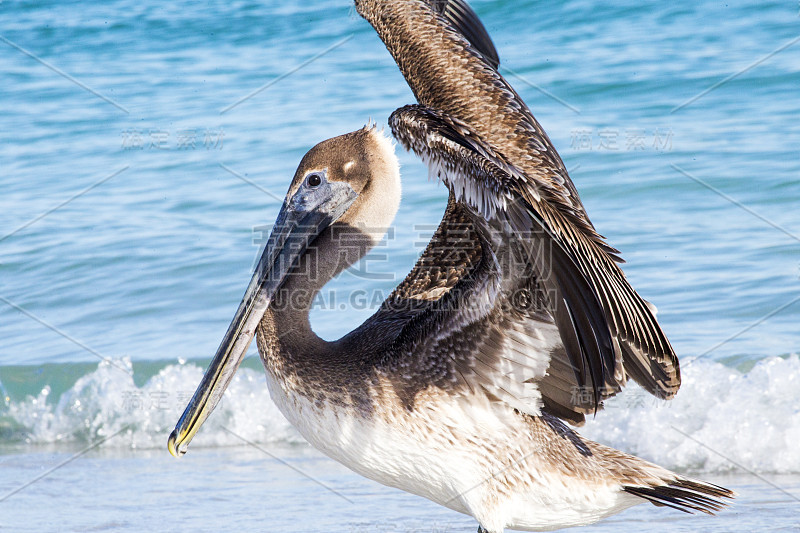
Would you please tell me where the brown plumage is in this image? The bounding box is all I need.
[359,0,680,417]
[169,2,733,531]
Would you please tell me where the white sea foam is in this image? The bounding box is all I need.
[5,358,303,450]
[4,355,800,474]
[581,355,800,474]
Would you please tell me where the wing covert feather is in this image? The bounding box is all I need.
[358,0,680,419]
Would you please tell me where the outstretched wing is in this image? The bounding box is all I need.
[358,0,680,418]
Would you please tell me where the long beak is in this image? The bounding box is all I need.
[168,177,357,457]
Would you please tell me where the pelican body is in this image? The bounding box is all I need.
[169,1,733,531]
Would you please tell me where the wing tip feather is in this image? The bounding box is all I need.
[624,477,735,515]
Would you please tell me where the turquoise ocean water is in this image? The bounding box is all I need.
[1,0,799,530]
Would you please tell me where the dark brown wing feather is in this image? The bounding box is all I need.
[424,0,500,69]
[358,0,680,413]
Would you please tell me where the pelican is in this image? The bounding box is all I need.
[168,1,733,531]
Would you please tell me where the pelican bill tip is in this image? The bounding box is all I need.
[167,428,187,458]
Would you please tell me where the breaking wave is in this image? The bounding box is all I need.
[2,354,799,474]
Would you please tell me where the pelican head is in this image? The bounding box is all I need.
[168,125,400,457]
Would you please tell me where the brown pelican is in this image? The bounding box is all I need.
[169,1,733,531]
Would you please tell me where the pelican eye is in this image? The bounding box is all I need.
[307,173,322,188]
